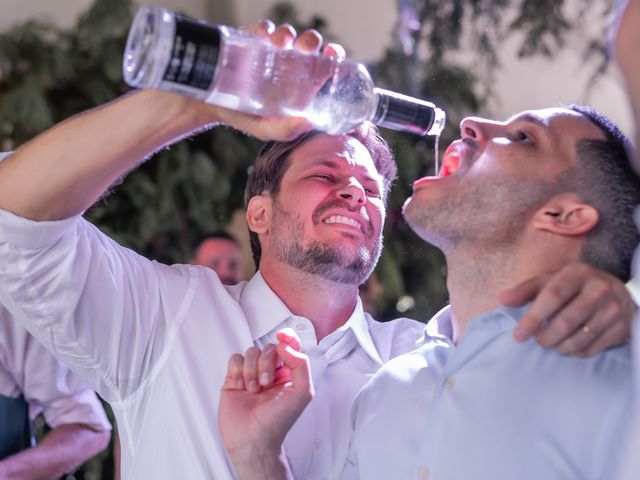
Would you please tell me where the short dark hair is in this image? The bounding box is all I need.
[566,105,640,281]
[244,122,396,268]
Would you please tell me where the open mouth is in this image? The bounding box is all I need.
[412,142,463,189]
[439,144,461,177]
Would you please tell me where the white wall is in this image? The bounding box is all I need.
[0,0,209,30]
[231,0,397,63]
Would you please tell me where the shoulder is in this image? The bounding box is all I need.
[361,342,435,396]
[364,314,427,359]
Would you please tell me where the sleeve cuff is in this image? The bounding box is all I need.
[42,389,112,432]
[0,208,83,250]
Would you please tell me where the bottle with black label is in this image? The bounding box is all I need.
[123,5,446,136]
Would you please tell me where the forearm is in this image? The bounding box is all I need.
[0,424,110,480]
[0,89,219,221]
[229,444,293,480]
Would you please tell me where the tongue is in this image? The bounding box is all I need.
[439,145,461,177]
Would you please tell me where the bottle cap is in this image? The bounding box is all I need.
[373,88,446,136]
[123,7,223,93]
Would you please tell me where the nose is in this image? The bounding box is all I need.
[338,180,366,208]
[460,116,502,142]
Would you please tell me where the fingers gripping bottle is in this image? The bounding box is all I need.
[123,5,446,136]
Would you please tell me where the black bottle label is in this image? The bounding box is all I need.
[162,14,221,91]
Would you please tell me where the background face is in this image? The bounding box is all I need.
[193,238,245,284]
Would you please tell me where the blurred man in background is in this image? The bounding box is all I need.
[0,308,111,480]
[191,231,246,285]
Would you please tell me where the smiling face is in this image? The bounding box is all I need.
[258,133,386,285]
[403,107,606,250]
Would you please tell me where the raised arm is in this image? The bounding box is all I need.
[0,23,320,221]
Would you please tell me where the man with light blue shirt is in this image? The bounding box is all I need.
[343,105,639,479]
[219,104,640,479]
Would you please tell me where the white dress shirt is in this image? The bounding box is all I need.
[0,307,111,431]
[0,208,425,480]
[343,305,632,480]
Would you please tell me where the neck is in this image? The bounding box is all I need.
[444,233,582,344]
[259,261,360,341]
[445,245,516,344]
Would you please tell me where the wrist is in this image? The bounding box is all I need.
[229,444,290,480]
[132,89,223,132]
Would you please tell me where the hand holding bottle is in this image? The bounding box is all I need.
[124,6,445,137]
[196,20,342,141]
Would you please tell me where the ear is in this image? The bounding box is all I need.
[246,194,272,235]
[532,193,599,237]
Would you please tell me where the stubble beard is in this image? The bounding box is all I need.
[271,200,382,285]
[403,175,560,252]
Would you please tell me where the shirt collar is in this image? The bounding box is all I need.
[343,297,384,365]
[239,271,384,364]
[239,271,294,341]
[426,305,454,341]
[426,303,531,342]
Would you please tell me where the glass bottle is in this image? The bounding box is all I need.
[123,5,446,136]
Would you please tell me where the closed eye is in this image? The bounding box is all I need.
[364,187,381,197]
[512,130,534,144]
[313,174,334,181]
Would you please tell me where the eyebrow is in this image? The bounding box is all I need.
[506,112,559,142]
[506,113,548,129]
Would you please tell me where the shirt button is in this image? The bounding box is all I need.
[443,377,455,389]
[295,323,306,332]
[418,467,429,479]
[314,438,322,449]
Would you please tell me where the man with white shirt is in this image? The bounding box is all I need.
[220,104,639,479]
[0,307,111,479]
[0,23,634,480]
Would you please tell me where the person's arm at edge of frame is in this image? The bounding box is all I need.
[0,23,321,222]
[0,423,110,480]
[614,0,640,152]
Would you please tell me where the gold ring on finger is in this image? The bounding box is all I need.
[581,324,593,336]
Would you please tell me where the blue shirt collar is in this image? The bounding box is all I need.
[427,303,532,342]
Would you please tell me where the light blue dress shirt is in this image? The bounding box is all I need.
[342,305,633,480]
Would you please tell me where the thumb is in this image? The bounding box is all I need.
[276,327,302,351]
[275,329,313,396]
[499,275,546,307]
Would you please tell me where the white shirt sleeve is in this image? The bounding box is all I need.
[0,309,111,431]
[0,207,198,403]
